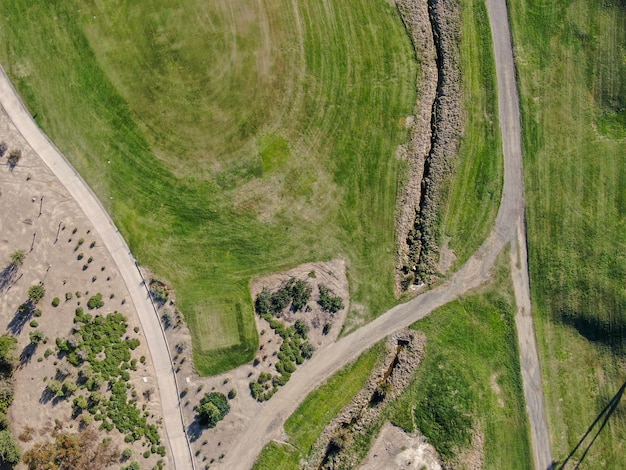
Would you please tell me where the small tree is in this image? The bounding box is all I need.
[294,319,309,338]
[86,293,104,310]
[9,250,26,268]
[7,149,21,169]
[29,330,44,344]
[28,284,46,304]
[197,392,230,428]
[0,429,21,465]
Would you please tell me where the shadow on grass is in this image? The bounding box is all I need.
[559,310,625,355]
[557,381,626,469]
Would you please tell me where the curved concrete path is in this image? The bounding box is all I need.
[0,66,195,470]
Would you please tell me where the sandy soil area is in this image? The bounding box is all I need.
[0,105,170,468]
[360,422,442,470]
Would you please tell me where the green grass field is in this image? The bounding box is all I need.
[437,0,503,268]
[253,343,382,469]
[509,0,626,466]
[388,254,532,468]
[0,0,416,374]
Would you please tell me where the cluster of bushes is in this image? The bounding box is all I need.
[317,285,343,313]
[249,318,314,402]
[21,428,131,470]
[255,278,312,315]
[0,335,20,467]
[51,311,161,454]
[196,392,230,428]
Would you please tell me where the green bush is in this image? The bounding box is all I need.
[286,278,312,312]
[0,429,21,465]
[197,392,230,428]
[294,319,309,338]
[28,284,45,304]
[51,297,60,307]
[317,285,343,313]
[86,293,104,310]
[228,388,237,400]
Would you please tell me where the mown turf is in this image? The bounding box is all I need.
[437,0,503,268]
[0,1,416,374]
[252,342,382,468]
[388,254,532,468]
[509,0,626,466]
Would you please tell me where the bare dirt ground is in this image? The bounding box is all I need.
[360,423,442,470]
[0,105,170,468]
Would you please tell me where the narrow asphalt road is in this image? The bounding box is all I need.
[0,66,195,470]
[486,1,553,468]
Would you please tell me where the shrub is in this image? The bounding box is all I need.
[197,392,230,428]
[0,429,21,465]
[29,330,44,344]
[86,293,104,310]
[122,448,133,460]
[300,342,315,359]
[286,278,312,311]
[28,284,46,304]
[29,320,38,328]
[7,149,21,168]
[52,297,60,307]
[254,289,272,315]
[317,285,344,313]
[149,285,168,305]
[227,388,237,400]
[294,319,309,338]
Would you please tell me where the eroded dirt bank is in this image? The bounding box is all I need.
[395,0,462,290]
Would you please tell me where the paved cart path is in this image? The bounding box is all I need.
[0,66,195,470]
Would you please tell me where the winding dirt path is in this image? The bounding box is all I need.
[486,1,553,468]
[0,66,195,470]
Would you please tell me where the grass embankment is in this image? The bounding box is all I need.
[437,0,502,267]
[252,343,382,469]
[0,1,416,373]
[509,0,626,466]
[388,254,531,468]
